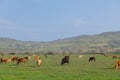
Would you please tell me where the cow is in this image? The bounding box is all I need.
[61,55,69,65]
[17,57,29,65]
[35,56,42,67]
[24,56,31,60]
[115,60,120,70]
[79,55,83,59]
[0,57,12,63]
[35,56,40,60]
[11,56,18,62]
[6,58,12,63]
[36,59,42,67]
[89,57,96,62]
[0,57,7,63]
[112,55,117,59]
[44,54,47,58]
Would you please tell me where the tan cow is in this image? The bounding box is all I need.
[36,59,42,67]
[0,57,12,63]
[115,60,120,70]
[79,55,83,59]
[35,56,40,60]
[35,56,42,67]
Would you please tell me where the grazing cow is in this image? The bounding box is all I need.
[79,55,83,59]
[0,57,7,63]
[44,54,47,58]
[115,60,120,70]
[36,59,42,67]
[61,55,69,65]
[0,57,12,63]
[11,56,18,62]
[35,56,40,60]
[6,58,12,63]
[17,57,29,65]
[112,55,117,59]
[89,57,96,62]
[24,56,31,60]
[35,56,42,67]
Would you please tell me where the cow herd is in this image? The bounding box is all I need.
[0,54,120,70]
[0,55,42,67]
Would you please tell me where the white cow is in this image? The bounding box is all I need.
[79,55,83,59]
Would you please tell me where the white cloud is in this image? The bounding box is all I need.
[73,19,87,27]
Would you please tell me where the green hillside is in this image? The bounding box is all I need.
[0,31,120,54]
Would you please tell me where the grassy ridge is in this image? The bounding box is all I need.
[0,31,120,53]
[0,54,120,80]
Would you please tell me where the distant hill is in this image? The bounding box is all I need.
[0,31,120,54]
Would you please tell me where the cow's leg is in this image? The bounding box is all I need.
[115,64,118,70]
[17,61,20,65]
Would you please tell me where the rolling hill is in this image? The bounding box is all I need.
[0,31,120,54]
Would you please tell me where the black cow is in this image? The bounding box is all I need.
[61,55,69,65]
[89,57,96,62]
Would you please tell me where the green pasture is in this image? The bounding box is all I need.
[0,54,120,80]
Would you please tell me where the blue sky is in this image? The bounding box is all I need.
[0,0,120,41]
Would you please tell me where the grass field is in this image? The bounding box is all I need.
[0,54,120,80]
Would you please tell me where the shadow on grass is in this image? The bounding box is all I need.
[101,67,114,70]
[28,65,36,68]
[10,64,37,68]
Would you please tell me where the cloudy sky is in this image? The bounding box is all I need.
[0,0,120,41]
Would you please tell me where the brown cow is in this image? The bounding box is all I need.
[0,57,12,63]
[17,57,29,65]
[24,56,31,60]
[115,60,120,70]
[61,55,69,65]
[11,56,18,61]
[112,55,117,59]
[0,57,7,63]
